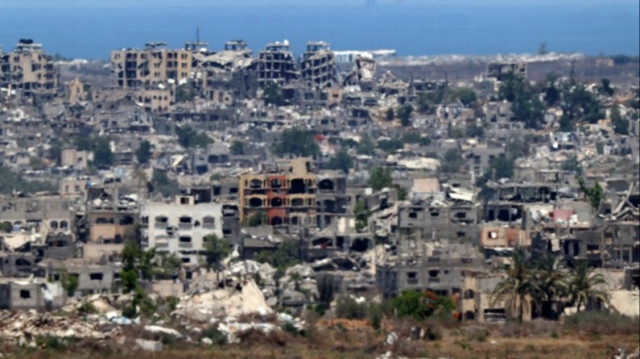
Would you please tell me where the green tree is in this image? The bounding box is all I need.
[325,149,353,174]
[0,166,56,194]
[466,124,484,139]
[48,138,63,166]
[202,235,231,271]
[533,254,568,319]
[577,177,603,212]
[562,82,603,124]
[394,184,408,201]
[93,136,113,169]
[335,295,367,319]
[401,131,422,144]
[559,114,574,132]
[151,170,179,198]
[377,139,404,153]
[357,138,376,155]
[175,83,196,102]
[440,148,463,174]
[397,104,413,127]
[135,140,152,165]
[499,72,544,129]
[60,270,79,297]
[177,126,213,149]
[246,211,268,227]
[392,290,456,320]
[255,240,300,273]
[386,108,395,121]
[368,166,392,191]
[272,128,319,157]
[456,88,477,107]
[543,73,561,107]
[262,81,284,106]
[561,154,582,175]
[353,200,370,232]
[598,78,614,96]
[611,107,629,135]
[230,140,245,155]
[0,221,12,233]
[154,252,181,279]
[492,250,539,322]
[74,136,94,151]
[567,262,609,313]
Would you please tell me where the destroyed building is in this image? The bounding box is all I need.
[376,240,485,299]
[257,40,298,87]
[110,42,192,89]
[487,62,527,80]
[0,39,57,98]
[343,56,376,91]
[239,158,317,227]
[193,40,258,104]
[300,41,337,89]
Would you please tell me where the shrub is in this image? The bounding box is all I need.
[563,311,639,336]
[392,290,455,320]
[200,327,227,346]
[335,295,367,320]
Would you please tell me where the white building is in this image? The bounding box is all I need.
[141,195,223,266]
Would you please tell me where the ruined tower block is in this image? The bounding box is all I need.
[300,41,338,89]
[257,40,299,87]
[110,42,192,89]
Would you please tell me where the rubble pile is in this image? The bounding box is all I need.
[229,260,278,306]
[173,277,272,321]
[279,263,318,306]
[0,311,119,341]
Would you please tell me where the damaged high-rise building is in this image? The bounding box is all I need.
[343,56,376,91]
[300,42,338,89]
[0,39,57,97]
[110,42,192,89]
[257,40,299,87]
[192,40,258,104]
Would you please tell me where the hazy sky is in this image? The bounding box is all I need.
[1,0,638,7]
[1,0,637,57]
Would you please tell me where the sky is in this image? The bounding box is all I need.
[0,0,638,58]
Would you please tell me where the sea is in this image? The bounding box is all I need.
[0,0,638,60]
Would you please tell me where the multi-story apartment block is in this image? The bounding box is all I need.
[300,42,337,89]
[239,158,317,227]
[0,39,57,97]
[110,42,192,89]
[141,195,223,266]
[257,40,299,87]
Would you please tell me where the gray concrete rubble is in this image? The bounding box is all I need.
[0,310,120,341]
[173,277,272,321]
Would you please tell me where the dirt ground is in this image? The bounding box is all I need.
[7,321,639,359]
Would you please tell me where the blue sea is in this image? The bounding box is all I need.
[0,0,638,60]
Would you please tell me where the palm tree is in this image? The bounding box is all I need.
[568,261,610,313]
[534,253,568,319]
[492,250,539,322]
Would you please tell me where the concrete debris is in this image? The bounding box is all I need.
[135,338,163,352]
[174,278,272,321]
[217,321,278,344]
[143,325,183,339]
[385,331,398,345]
[0,311,119,341]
